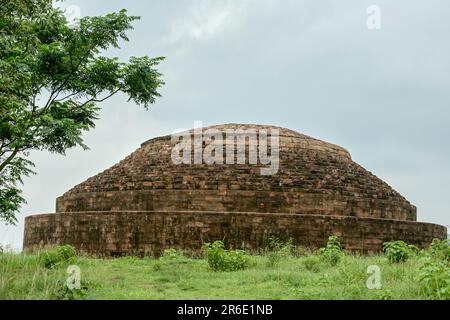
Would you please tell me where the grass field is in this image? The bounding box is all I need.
[0,239,448,300]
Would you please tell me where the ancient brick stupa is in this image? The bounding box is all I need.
[24,124,446,255]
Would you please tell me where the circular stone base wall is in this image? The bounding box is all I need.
[23,211,446,256]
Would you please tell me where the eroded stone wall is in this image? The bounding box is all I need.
[24,211,446,256]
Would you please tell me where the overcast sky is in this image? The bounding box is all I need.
[1,0,449,250]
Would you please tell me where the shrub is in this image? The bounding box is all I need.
[53,279,90,300]
[319,235,343,266]
[266,236,291,267]
[427,239,450,261]
[303,256,322,273]
[39,245,77,269]
[383,240,412,263]
[203,240,249,272]
[417,258,450,300]
[267,236,285,251]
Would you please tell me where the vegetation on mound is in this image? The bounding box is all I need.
[0,237,448,300]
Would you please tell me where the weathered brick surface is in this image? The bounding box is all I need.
[56,124,417,221]
[23,124,446,255]
[24,211,446,256]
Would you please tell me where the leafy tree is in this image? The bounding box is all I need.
[0,0,165,224]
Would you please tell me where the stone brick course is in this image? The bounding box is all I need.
[24,211,446,256]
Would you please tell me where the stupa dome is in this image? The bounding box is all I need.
[24,124,446,255]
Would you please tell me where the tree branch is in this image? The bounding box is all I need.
[77,88,122,108]
[0,147,20,173]
[54,90,84,102]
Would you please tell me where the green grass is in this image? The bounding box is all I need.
[1,246,448,300]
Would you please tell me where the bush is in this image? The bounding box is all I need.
[39,245,77,269]
[417,258,450,300]
[427,239,450,261]
[266,236,291,267]
[303,255,322,273]
[53,279,90,300]
[383,241,412,263]
[319,236,343,266]
[203,241,249,272]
